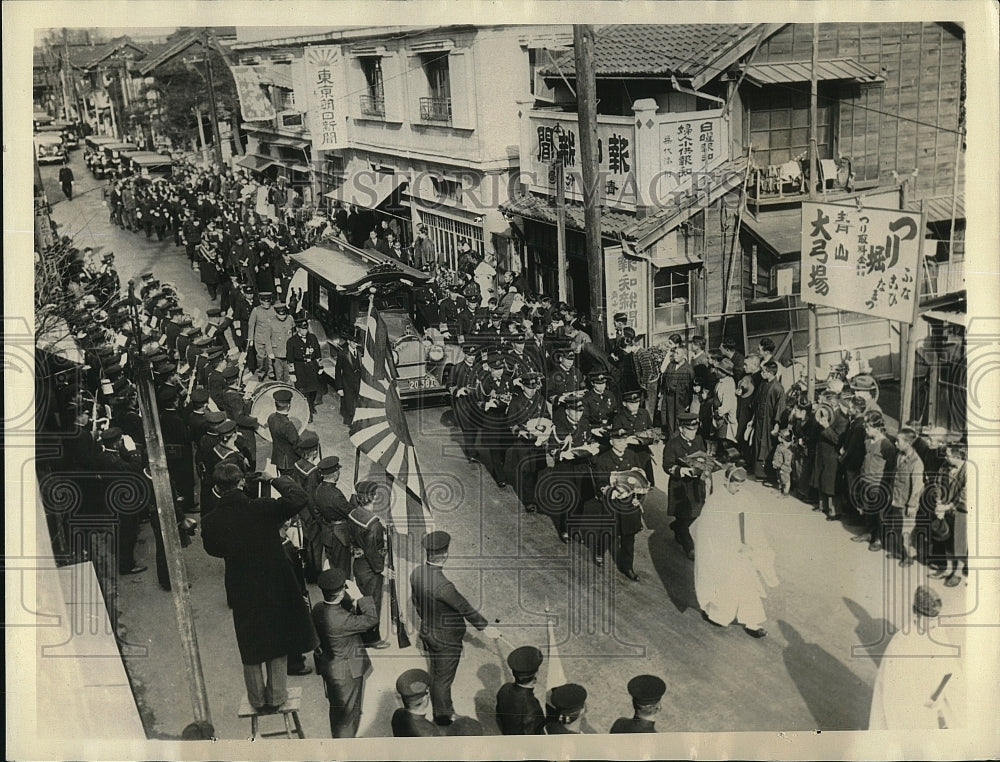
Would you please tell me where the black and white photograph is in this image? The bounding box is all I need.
[5,2,999,760]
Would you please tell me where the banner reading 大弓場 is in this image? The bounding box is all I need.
[303,46,347,153]
[800,202,925,325]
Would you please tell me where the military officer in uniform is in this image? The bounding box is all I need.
[267,388,300,477]
[581,372,619,429]
[437,286,468,340]
[247,291,276,380]
[503,372,548,513]
[505,331,543,378]
[348,480,390,649]
[540,684,588,735]
[609,674,666,733]
[286,315,323,422]
[450,344,482,462]
[546,348,583,410]
[311,568,379,738]
[662,411,708,559]
[611,390,656,484]
[312,456,354,578]
[474,350,514,485]
[495,645,545,735]
[590,428,646,578]
[392,669,443,737]
[410,531,500,725]
[542,398,600,543]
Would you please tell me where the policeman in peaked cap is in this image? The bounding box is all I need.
[495,646,545,735]
[267,388,300,476]
[391,669,441,737]
[313,456,354,578]
[610,674,666,733]
[582,371,618,429]
[410,529,499,725]
[542,684,588,735]
[547,346,582,407]
[312,567,378,737]
[503,369,548,514]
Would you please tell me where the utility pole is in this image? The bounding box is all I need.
[806,23,820,401]
[554,159,568,303]
[202,32,225,166]
[574,24,605,351]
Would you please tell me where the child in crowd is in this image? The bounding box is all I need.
[772,428,794,496]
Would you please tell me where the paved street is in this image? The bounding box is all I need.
[43,150,975,740]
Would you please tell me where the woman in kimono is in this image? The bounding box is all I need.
[692,465,778,638]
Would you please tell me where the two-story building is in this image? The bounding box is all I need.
[232,24,572,266]
[502,22,964,392]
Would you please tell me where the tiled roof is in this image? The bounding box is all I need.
[500,194,638,239]
[540,24,760,80]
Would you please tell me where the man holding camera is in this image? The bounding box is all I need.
[312,569,380,738]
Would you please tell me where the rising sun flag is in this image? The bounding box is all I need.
[349,304,431,535]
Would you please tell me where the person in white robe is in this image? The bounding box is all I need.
[473,254,497,307]
[868,585,963,729]
[692,465,778,638]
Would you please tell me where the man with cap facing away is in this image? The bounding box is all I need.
[286,314,323,422]
[392,669,443,737]
[540,683,588,734]
[495,645,545,735]
[93,426,148,576]
[157,385,195,515]
[312,456,354,579]
[868,584,963,729]
[202,464,319,714]
[410,530,500,725]
[311,569,379,738]
[610,675,666,733]
[268,388,300,477]
[349,480,390,649]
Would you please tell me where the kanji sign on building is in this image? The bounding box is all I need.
[526,113,638,207]
[604,245,647,337]
[304,46,346,152]
[800,202,924,324]
[656,110,727,199]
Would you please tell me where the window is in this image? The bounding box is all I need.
[429,176,462,203]
[417,210,484,270]
[274,87,295,112]
[420,53,452,122]
[652,267,692,334]
[360,57,384,117]
[746,84,832,167]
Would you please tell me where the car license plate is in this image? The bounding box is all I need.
[405,376,441,391]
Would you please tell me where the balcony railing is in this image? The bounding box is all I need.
[419,96,452,123]
[359,94,385,117]
[921,252,966,301]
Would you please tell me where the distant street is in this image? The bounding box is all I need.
[43,150,973,740]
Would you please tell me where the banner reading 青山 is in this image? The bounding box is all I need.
[303,46,347,153]
[800,202,924,324]
[230,66,276,122]
[604,245,648,338]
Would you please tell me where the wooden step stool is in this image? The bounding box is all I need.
[238,686,305,739]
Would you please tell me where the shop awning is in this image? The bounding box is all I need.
[741,208,803,257]
[741,58,885,86]
[324,172,407,209]
[924,194,965,224]
[922,308,967,328]
[261,134,310,150]
[236,154,279,173]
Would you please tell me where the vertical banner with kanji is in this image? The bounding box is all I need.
[229,66,276,122]
[656,110,727,198]
[304,46,346,153]
[800,202,924,324]
[604,245,647,338]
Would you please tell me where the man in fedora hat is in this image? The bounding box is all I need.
[410,530,500,725]
[495,645,545,735]
[311,568,379,738]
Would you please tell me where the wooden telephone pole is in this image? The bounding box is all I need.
[574,24,605,351]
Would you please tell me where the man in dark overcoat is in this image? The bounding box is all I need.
[286,316,323,422]
[752,360,787,479]
[201,465,318,711]
[661,411,708,559]
[495,646,545,735]
[590,429,647,579]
